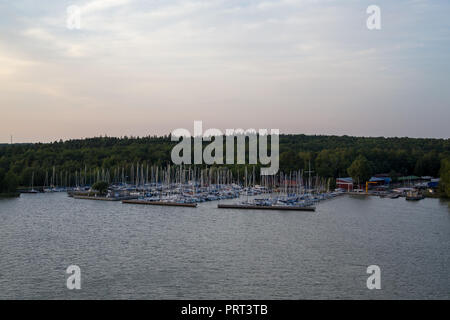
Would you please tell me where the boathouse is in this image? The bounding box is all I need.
[336,177,353,191]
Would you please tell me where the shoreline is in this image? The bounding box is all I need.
[0,192,20,198]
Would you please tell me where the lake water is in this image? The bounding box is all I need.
[0,193,449,299]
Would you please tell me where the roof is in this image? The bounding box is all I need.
[336,177,353,183]
[370,176,392,183]
[393,187,415,192]
[398,176,420,181]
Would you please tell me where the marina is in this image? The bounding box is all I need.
[36,165,348,208]
[78,167,345,208]
[18,165,439,209]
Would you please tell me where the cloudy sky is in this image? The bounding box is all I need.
[0,0,449,142]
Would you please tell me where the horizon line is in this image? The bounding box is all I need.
[2,132,449,145]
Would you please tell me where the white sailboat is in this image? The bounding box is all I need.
[29,171,39,193]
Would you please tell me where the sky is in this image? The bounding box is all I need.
[0,0,449,143]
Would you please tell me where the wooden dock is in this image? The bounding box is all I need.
[217,204,315,211]
[122,200,198,208]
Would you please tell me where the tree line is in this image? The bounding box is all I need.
[0,134,449,196]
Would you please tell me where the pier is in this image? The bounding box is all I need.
[218,204,315,211]
[122,200,198,207]
[73,195,138,201]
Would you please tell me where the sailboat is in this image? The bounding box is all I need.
[29,171,39,193]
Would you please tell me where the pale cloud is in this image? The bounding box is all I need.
[144,1,215,19]
[81,0,132,14]
[256,0,310,10]
[23,28,87,57]
[0,0,449,142]
[0,50,36,76]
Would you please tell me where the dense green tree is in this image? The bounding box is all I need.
[0,168,6,192]
[315,150,336,178]
[3,171,19,193]
[439,158,450,198]
[0,135,448,192]
[347,155,373,185]
[315,149,351,178]
[279,150,301,172]
[414,152,441,177]
[92,181,109,195]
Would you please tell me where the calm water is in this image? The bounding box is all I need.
[0,193,449,299]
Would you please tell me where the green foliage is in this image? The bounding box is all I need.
[92,181,109,194]
[0,168,5,192]
[439,158,450,198]
[2,171,19,193]
[414,151,441,177]
[347,155,373,184]
[0,135,447,192]
[315,149,351,178]
[279,150,301,172]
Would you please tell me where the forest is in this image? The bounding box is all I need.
[0,134,449,196]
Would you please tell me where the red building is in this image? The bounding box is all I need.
[336,177,353,191]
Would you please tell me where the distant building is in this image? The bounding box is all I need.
[428,178,440,188]
[336,177,353,191]
[369,176,391,185]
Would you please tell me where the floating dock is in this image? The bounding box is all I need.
[122,200,198,208]
[217,204,315,211]
[347,192,371,196]
[73,195,138,201]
